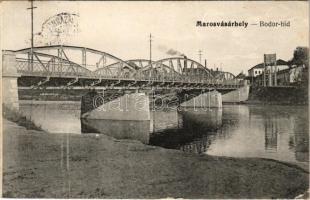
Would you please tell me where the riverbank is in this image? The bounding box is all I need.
[2,118,309,199]
[247,85,308,105]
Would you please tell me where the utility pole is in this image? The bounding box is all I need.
[27,0,37,71]
[149,33,152,66]
[198,50,202,64]
[56,30,61,45]
[263,54,266,87]
[149,34,154,132]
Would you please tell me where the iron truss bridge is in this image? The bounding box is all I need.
[11,45,240,90]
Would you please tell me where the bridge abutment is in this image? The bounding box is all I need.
[222,81,250,103]
[180,90,222,108]
[2,51,20,110]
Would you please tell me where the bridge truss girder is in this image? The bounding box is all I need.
[14,45,136,78]
[11,45,241,89]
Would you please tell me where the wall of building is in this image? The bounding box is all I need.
[249,68,263,77]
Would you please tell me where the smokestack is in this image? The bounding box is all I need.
[204,59,207,68]
[183,55,187,69]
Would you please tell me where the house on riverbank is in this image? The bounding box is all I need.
[247,59,307,87]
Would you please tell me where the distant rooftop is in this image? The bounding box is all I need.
[236,72,246,79]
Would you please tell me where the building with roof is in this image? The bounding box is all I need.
[248,63,264,77]
[248,59,288,78]
[250,63,305,87]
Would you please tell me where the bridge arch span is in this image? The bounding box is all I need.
[213,71,236,80]
[138,57,214,81]
[94,59,154,78]
[14,45,137,77]
[14,51,93,77]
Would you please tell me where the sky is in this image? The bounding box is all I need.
[1,1,309,75]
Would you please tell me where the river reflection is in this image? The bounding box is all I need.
[149,108,223,151]
[19,101,308,165]
[201,105,308,164]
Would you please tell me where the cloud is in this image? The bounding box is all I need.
[157,45,185,57]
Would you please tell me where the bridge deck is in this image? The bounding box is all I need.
[17,75,242,90]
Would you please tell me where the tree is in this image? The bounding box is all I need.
[289,47,309,68]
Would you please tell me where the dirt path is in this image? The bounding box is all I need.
[2,119,309,198]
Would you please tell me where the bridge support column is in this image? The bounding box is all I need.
[2,51,20,110]
[81,92,150,120]
[180,90,222,108]
[222,81,250,103]
[81,91,150,143]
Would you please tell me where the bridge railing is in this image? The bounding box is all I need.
[131,71,242,86]
[16,59,94,78]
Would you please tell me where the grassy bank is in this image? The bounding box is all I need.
[248,86,308,105]
[2,119,309,199]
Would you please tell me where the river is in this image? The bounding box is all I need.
[19,101,309,166]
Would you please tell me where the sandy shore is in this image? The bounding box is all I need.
[2,119,309,199]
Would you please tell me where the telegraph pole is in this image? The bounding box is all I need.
[149,33,152,66]
[198,50,202,64]
[56,30,61,45]
[27,0,37,71]
[149,33,155,133]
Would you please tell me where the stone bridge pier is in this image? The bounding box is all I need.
[80,89,223,143]
[222,80,250,103]
[81,91,151,143]
[180,90,222,109]
[2,51,20,110]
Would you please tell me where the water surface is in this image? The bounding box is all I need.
[20,101,309,165]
